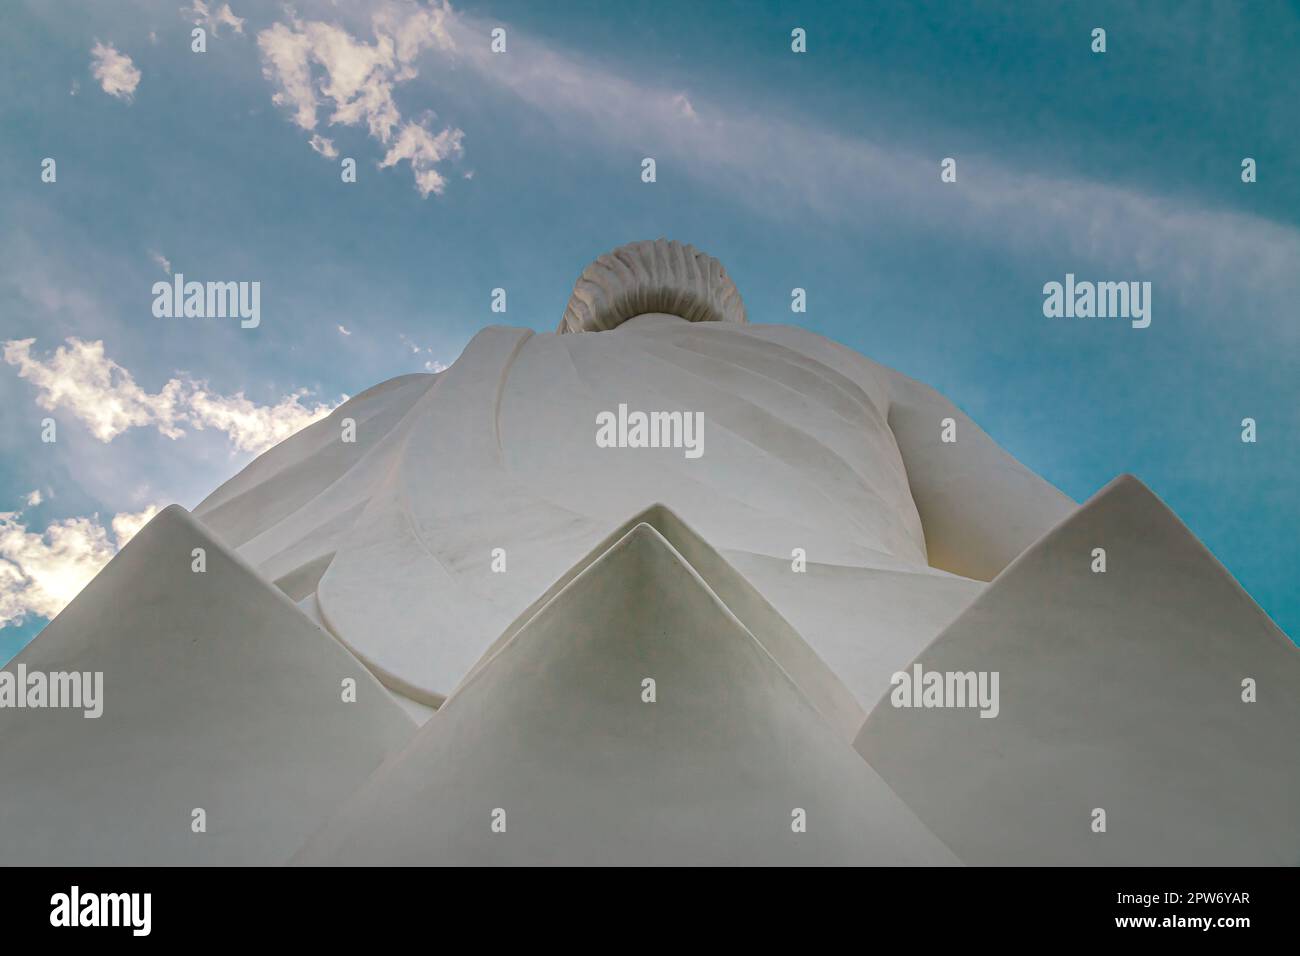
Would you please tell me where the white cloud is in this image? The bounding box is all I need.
[110,506,160,547]
[257,4,463,197]
[309,133,339,158]
[189,1,245,37]
[258,21,316,129]
[424,359,447,373]
[379,122,463,197]
[337,324,352,335]
[3,337,338,455]
[24,490,42,508]
[151,250,173,275]
[0,503,160,628]
[374,3,455,61]
[90,41,141,102]
[3,338,186,442]
[185,386,336,453]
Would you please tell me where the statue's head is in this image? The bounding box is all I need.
[558,238,748,333]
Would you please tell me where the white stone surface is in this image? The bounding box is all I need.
[0,506,415,866]
[194,313,1073,712]
[855,475,1300,865]
[295,522,958,866]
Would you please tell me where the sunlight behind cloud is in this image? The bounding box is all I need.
[0,503,160,627]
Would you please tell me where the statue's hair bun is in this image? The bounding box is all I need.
[559,239,747,333]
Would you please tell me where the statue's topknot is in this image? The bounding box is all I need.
[559,239,747,333]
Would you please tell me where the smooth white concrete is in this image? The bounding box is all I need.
[456,503,865,741]
[0,506,415,866]
[192,308,1070,711]
[855,475,1300,866]
[722,549,983,716]
[295,523,959,866]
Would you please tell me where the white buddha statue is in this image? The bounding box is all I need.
[2,240,1295,866]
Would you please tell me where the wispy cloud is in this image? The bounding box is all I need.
[257,3,463,196]
[89,41,141,102]
[189,1,245,37]
[150,250,172,275]
[378,121,463,197]
[309,133,339,158]
[670,93,698,122]
[3,338,339,454]
[440,9,1300,330]
[397,332,446,372]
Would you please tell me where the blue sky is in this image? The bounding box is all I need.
[1,0,1297,661]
